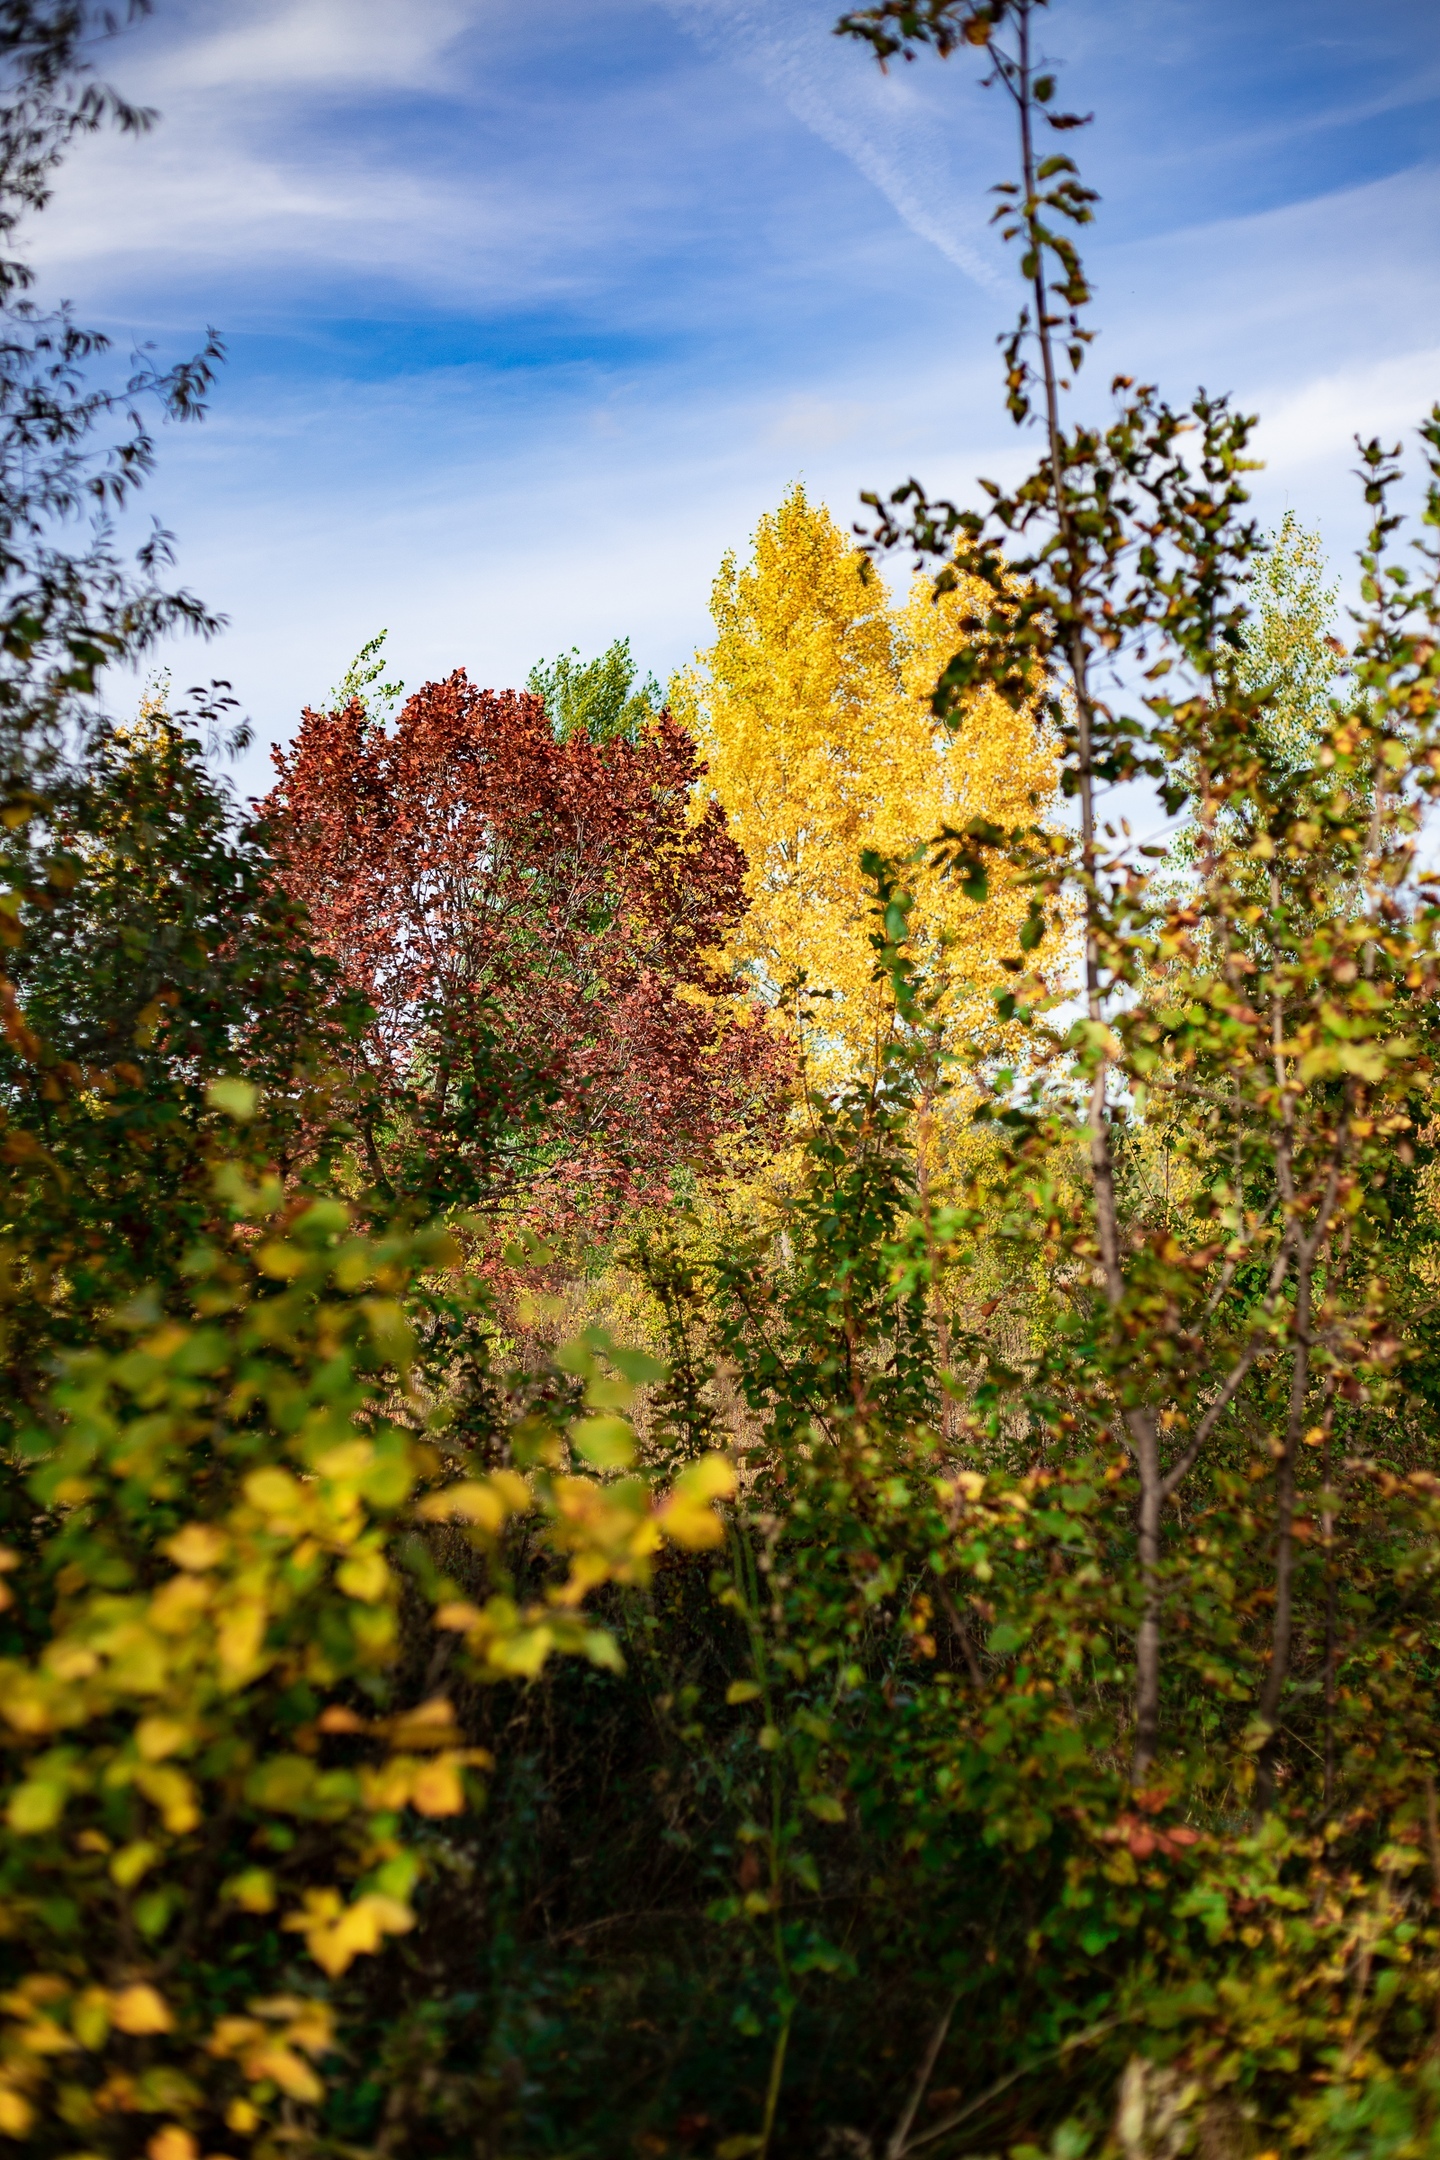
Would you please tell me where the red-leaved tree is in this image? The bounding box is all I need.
[261,672,783,1220]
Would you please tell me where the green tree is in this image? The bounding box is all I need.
[527,636,663,744]
[325,629,405,726]
[1239,510,1341,765]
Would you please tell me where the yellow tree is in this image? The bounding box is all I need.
[671,483,1056,1097]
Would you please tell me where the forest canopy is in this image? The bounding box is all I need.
[2,5,1440,2160]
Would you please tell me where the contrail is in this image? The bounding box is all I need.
[662,0,1001,289]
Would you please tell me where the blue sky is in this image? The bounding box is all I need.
[26,0,1440,794]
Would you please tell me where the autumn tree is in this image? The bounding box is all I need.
[671,483,1056,1095]
[262,673,781,1223]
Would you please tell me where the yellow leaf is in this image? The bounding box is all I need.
[409,1757,466,1817]
[216,1602,267,1681]
[148,2125,198,2160]
[350,1604,397,1653]
[109,1841,159,1889]
[485,1624,556,1680]
[335,1548,390,1603]
[1335,1041,1388,1083]
[0,1671,56,1731]
[387,1696,459,1747]
[149,1574,211,1634]
[316,1705,367,1733]
[101,1623,168,1692]
[491,1468,531,1512]
[250,1995,335,2055]
[72,1988,112,2050]
[140,1323,188,1360]
[584,1373,635,1413]
[41,1639,97,1681]
[135,1715,190,1763]
[359,1759,414,1811]
[13,2014,71,2056]
[0,2086,33,2136]
[244,1466,305,1519]
[135,1765,199,1834]
[415,1481,508,1531]
[109,1984,173,2035]
[247,2040,323,2102]
[164,1524,226,1572]
[582,1629,624,1673]
[313,1439,374,1479]
[655,1452,736,1549]
[209,2016,265,2055]
[222,1868,276,1913]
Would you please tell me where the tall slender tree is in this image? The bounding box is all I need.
[672,483,1056,1094]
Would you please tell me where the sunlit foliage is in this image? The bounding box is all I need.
[672,483,1056,1091]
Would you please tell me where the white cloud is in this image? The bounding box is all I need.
[32,126,594,307]
[26,0,659,312]
[763,393,877,448]
[141,0,474,95]
[1254,348,1440,477]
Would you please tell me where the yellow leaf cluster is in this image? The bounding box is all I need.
[206,1994,334,2097]
[280,1888,415,1977]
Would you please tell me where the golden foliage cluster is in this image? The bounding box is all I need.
[672,483,1057,1090]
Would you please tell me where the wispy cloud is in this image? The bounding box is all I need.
[662,0,1002,285]
[150,0,473,94]
[34,127,608,312]
[31,0,673,315]
[1254,348,1440,479]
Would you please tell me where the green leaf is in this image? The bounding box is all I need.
[609,1345,668,1385]
[206,1076,258,1122]
[570,1415,637,1469]
[7,1778,65,1833]
[582,1629,625,1673]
